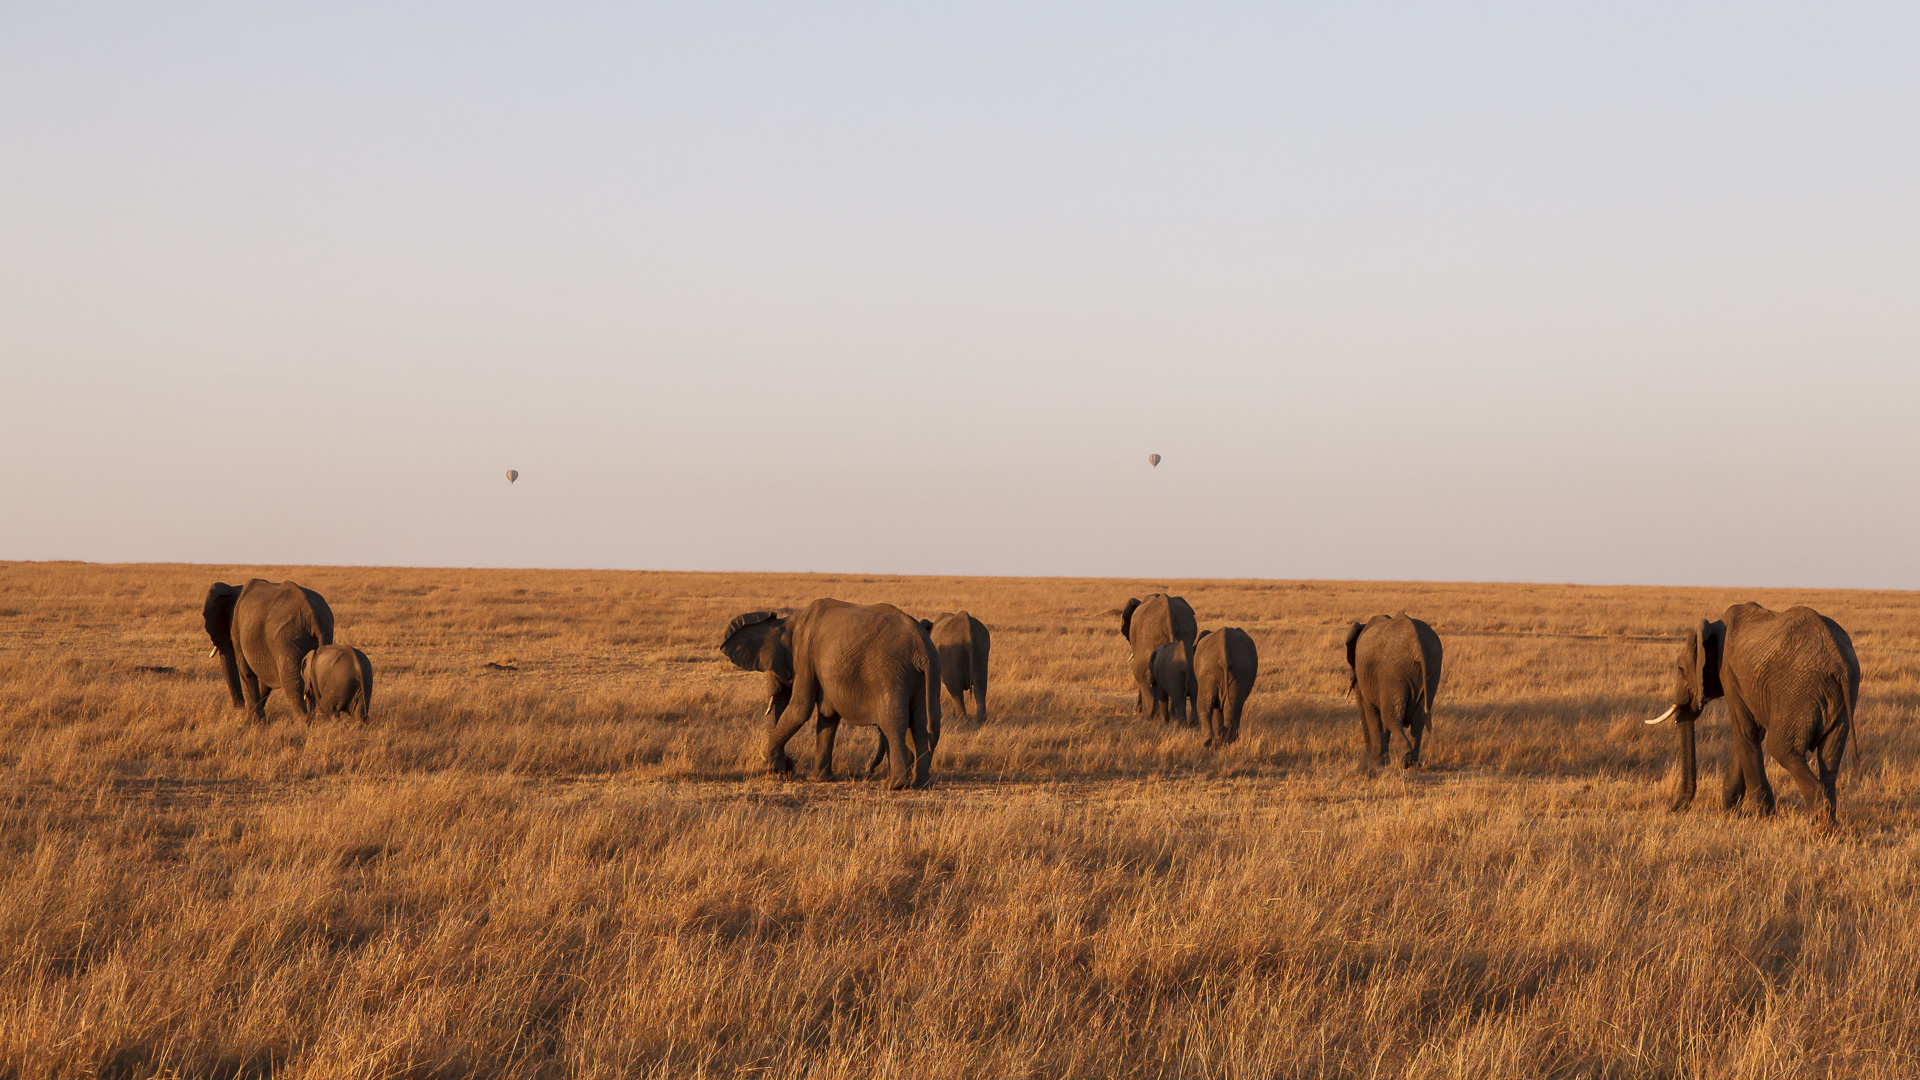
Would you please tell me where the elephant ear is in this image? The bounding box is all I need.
[1343,621,1365,693]
[203,583,241,653]
[1690,619,1725,709]
[720,611,788,675]
[1120,598,1141,640]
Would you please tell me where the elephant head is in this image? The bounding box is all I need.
[1646,619,1725,810]
[203,582,245,706]
[1343,621,1364,696]
[721,611,793,717]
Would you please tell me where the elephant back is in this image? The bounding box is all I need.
[235,579,333,649]
[1124,593,1197,656]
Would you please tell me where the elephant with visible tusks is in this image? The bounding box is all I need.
[722,600,941,789]
[1645,603,1859,827]
[1120,594,1198,720]
[722,608,874,776]
[1344,614,1442,768]
[204,579,335,721]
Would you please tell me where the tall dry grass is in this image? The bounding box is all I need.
[3,561,1919,1077]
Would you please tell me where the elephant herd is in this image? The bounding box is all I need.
[194,579,1863,825]
[202,579,372,723]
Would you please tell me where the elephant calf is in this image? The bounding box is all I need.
[1344,614,1442,768]
[1193,627,1258,747]
[1147,640,1195,726]
[302,644,373,722]
[920,611,990,723]
[1121,593,1198,721]
[723,600,941,789]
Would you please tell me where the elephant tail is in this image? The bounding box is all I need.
[920,635,942,752]
[1415,652,1434,728]
[1817,670,1854,759]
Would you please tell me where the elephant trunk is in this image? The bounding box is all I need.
[1670,715,1699,812]
[216,648,244,708]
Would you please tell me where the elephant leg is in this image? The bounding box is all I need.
[1402,716,1424,769]
[1132,658,1155,719]
[876,717,915,792]
[1719,753,1747,811]
[947,689,968,724]
[908,691,933,789]
[767,673,820,774]
[813,717,840,779]
[1359,700,1385,765]
[1814,720,1848,823]
[235,656,267,721]
[866,731,890,777]
[1723,699,1771,814]
[1765,726,1832,826]
[278,653,311,721]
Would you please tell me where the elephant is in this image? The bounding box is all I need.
[723,600,940,788]
[720,610,796,722]
[722,608,879,776]
[1120,594,1198,720]
[301,644,373,723]
[203,579,335,721]
[1147,640,1195,726]
[1344,614,1442,768]
[1193,627,1258,747]
[917,611,991,723]
[1644,603,1859,826]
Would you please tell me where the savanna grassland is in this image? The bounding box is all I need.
[5,561,1920,1079]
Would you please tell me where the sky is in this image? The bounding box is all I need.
[4,3,1918,587]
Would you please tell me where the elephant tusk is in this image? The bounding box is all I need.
[208,646,220,658]
[1645,704,1679,726]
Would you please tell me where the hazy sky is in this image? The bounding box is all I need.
[5,3,1918,586]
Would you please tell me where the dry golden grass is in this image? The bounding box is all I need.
[4,561,1920,1077]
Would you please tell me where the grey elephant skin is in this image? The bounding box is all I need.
[1645,603,1859,826]
[1147,640,1196,726]
[1120,594,1197,720]
[203,579,335,721]
[918,611,991,723]
[302,644,373,723]
[722,608,880,776]
[1344,614,1442,768]
[723,600,941,789]
[1193,627,1258,747]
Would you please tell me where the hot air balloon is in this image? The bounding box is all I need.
[1147,454,1161,467]
[506,470,519,483]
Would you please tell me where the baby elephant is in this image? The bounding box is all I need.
[1193,628,1258,747]
[301,644,373,722]
[1147,640,1195,726]
[920,611,991,723]
[1343,614,1442,768]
